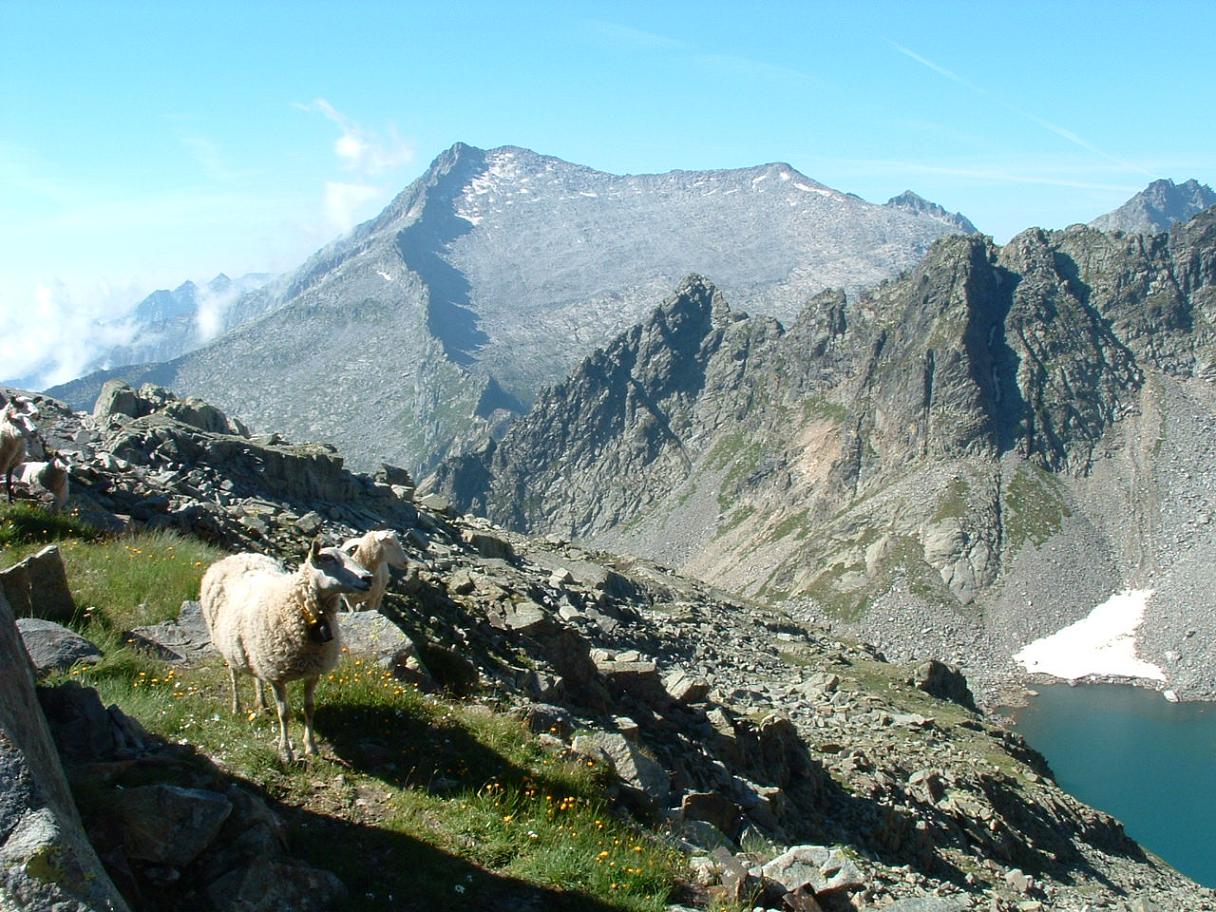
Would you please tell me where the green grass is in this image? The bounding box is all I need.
[0,501,103,549]
[801,396,847,423]
[17,503,682,912]
[1004,464,1071,553]
[931,477,971,524]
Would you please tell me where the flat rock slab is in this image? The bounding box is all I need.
[15,618,101,676]
[126,600,217,664]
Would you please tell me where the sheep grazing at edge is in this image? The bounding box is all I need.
[0,401,39,503]
[15,451,71,511]
[339,529,409,613]
[200,537,373,761]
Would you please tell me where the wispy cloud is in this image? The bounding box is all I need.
[692,53,818,85]
[0,279,143,389]
[295,98,415,235]
[583,19,687,52]
[887,40,1154,178]
[296,98,414,177]
[887,42,986,95]
[179,133,256,184]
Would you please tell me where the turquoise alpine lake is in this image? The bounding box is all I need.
[1008,683,1216,887]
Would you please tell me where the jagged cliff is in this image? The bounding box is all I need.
[427,210,1216,699]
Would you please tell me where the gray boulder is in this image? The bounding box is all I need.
[0,588,132,911]
[15,619,101,676]
[116,784,232,867]
[572,731,670,808]
[760,844,865,896]
[126,600,216,664]
[0,545,78,623]
[909,660,977,711]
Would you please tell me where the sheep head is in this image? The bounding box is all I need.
[305,537,374,596]
[374,530,409,569]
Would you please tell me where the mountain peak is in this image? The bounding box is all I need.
[884,190,978,234]
[1090,177,1216,234]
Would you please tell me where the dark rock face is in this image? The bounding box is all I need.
[1090,178,1216,235]
[0,589,133,912]
[49,143,974,475]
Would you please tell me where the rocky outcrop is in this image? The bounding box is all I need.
[0,588,132,912]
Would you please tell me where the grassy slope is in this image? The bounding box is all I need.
[1,505,683,912]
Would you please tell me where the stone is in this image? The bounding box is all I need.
[681,790,743,838]
[461,529,516,561]
[664,668,710,704]
[93,379,142,419]
[572,732,670,807]
[207,859,347,912]
[338,612,432,686]
[595,655,668,706]
[417,493,453,515]
[15,618,102,676]
[117,784,233,867]
[0,588,132,911]
[509,703,574,740]
[126,600,217,664]
[883,899,971,912]
[910,660,977,711]
[38,681,149,762]
[0,545,78,623]
[760,844,864,896]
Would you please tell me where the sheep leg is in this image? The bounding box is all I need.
[270,681,294,762]
[228,666,242,716]
[4,470,12,503]
[254,678,269,713]
[302,676,320,756]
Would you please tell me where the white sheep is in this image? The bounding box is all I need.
[200,538,373,761]
[15,450,70,511]
[339,529,409,612]
[0,401,39,503]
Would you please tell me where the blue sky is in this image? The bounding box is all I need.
[3,1,1214,386]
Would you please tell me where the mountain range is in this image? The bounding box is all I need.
[425,207,1216,699]
[48,142,977,473]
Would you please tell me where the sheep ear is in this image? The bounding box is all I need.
[308,537,323,561]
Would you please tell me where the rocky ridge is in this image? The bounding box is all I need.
[48,142,974,476]
[1090,178,1216,235]
[2,385,1213,909]
[425,209,1216,703]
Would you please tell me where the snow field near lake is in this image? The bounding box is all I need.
[1014,589,1166,682]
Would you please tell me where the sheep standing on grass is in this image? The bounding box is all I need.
[200,538,373,761]
[0,400,39,503]
[340,529,409,612]
[15,451,71,511]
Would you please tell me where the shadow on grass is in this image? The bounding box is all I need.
[72,722,661,912]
